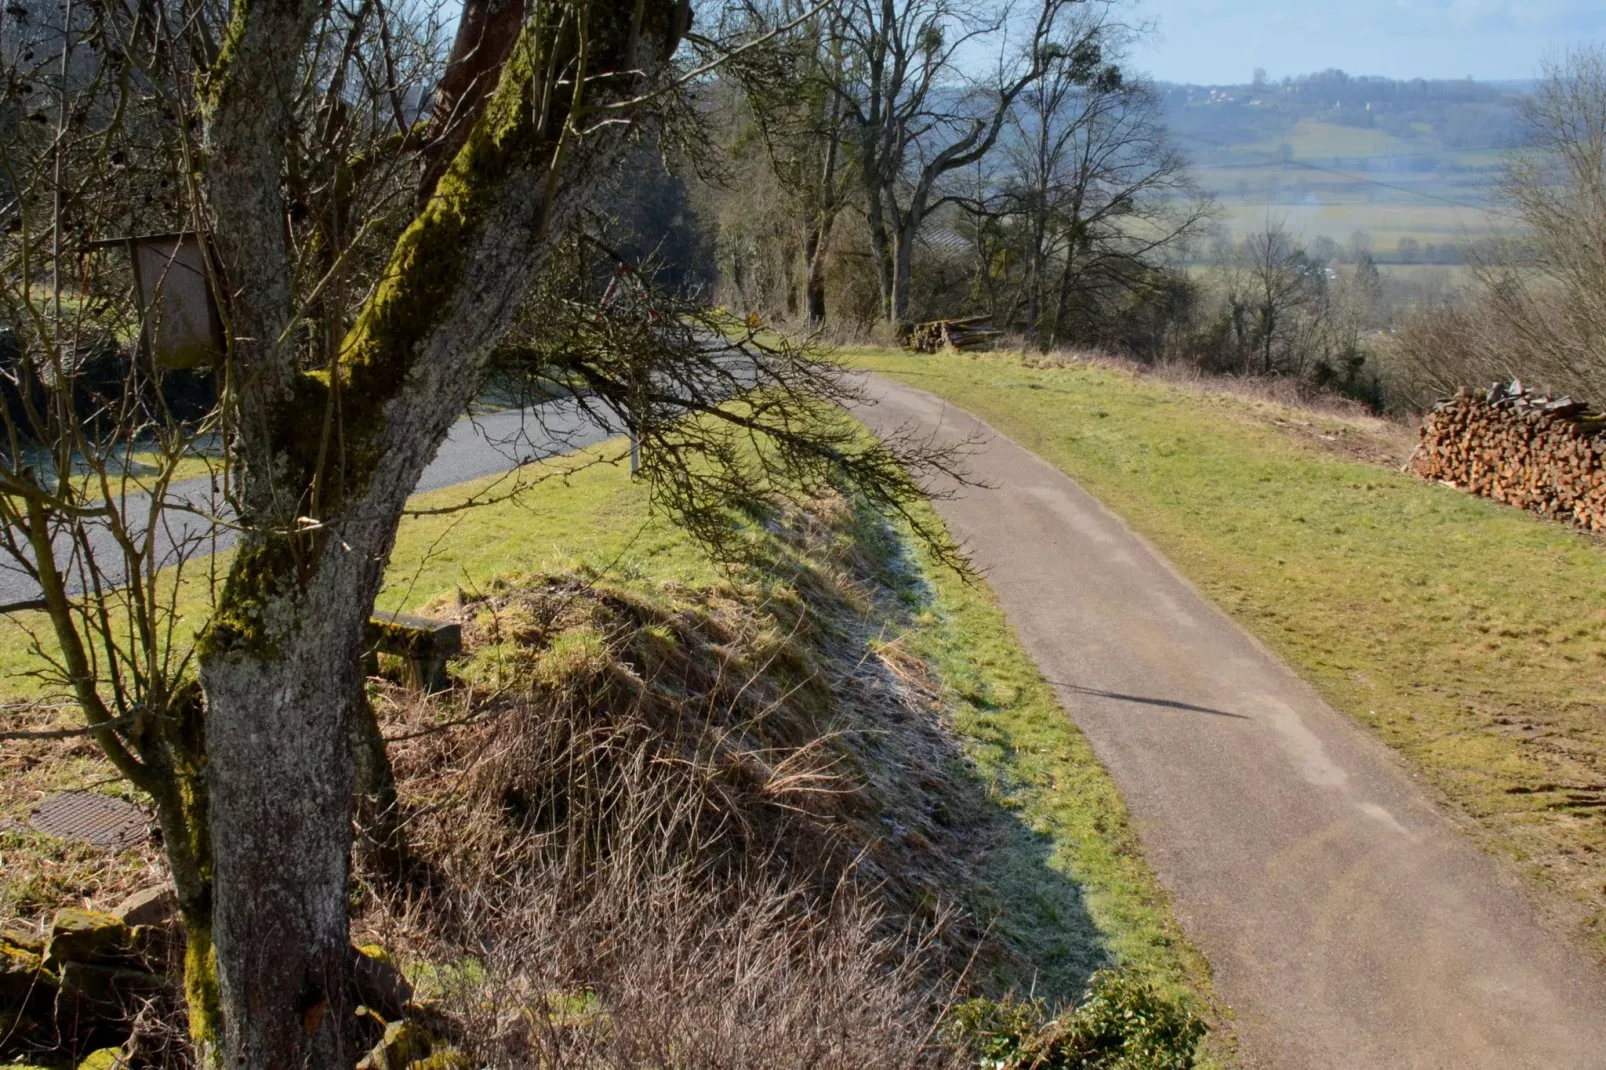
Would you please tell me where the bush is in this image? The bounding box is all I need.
[949,970,1205,1070]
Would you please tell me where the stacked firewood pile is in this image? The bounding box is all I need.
[906,316,1002,354]
[1410,379,1606,531]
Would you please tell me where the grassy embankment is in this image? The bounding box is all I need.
[0,437,1221,1051]
[847,347,1606,953]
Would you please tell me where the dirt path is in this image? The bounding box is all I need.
[862,377,1606,1069]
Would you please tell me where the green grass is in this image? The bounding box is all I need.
[1253,120,1417,159]
[376,445,715,614]
[69,449,219,499]
[846,347,1606,954]
[1,434,1218,1041]
[0,444,661,703]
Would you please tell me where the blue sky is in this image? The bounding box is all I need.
[1128,0,1606,84]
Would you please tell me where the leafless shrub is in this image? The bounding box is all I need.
[1026,347,1394,423]
[1379,298,1517,411]
[1386,48,1606,409]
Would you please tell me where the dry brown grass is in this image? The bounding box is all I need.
[0,701,167,928]
[354,514,1026,1068]
[987,347,1418,467]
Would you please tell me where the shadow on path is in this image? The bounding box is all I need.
[1046,683,1250,721]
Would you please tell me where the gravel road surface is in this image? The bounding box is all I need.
[860,376,1606,1069]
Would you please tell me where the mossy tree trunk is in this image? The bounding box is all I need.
[187,2,690,1065]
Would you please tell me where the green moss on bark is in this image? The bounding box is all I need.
[327,29,549,478]
[183,917,223,1057]
[197,535,309,659]
[202,0,251,113]
[324,1,681,488]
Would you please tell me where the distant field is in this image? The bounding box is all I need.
[1241,118,1418,158]
[1377,263,1477,289]
[1182,119,1506,250]
[1211,202,1500,250]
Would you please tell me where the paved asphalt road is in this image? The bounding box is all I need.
[858,376,1606,1069]
[0,398,621,608]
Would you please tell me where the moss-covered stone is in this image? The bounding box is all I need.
[1,923,45,955]
[355,942,395,967]
[407,1046,472,1070]
[1,939,55,1007]
[76,1048,128,1070]
[352,942,412,1016]
[113,885,179,929]
[355,1020,432,1070]
[56,961,168,1017]
[44,909,129,969]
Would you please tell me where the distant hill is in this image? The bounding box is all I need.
[1158,71,1528,260]
[1160,70,1523,161]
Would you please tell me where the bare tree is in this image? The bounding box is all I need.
[1481,46,1606,398]
[1218,220,1327,376]
[1001,3,1115,334]
[831,0,1074,329]
[999,21,1208,349]
[725,1,858,323]
[1,1,969,1064]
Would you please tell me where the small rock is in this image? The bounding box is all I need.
[1,938,55,1009]
[1,921,45,955]
[113,884,178,929]
[77,1048,129,1069]
[1,1007,58,1057]
[352,943,413,1017]
[407,1046,473,1069]
[127,922,178,966]
[45,909,130,969]
[356,1020,433,1070]
[56,960,168,1018]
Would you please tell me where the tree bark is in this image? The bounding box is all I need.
[865,191,895,326]
[201,555,376,1066]
[1049,243,1078,348]
[890,223,915,325]
[189,5,688,1064]
[803,225,828,323]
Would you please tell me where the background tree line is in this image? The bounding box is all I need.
[659,32,1605,415]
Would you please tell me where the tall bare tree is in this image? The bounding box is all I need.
[1208,220,1338,378]
[1,0,967,1064]
[1483,46,1606,398]
[1028,71,1206,348]
[831,0,1074,328]
[726,1,858,323]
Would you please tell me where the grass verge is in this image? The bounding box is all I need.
[845,346,1606,954]
[2,436,1222,1063]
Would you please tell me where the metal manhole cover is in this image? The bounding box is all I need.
[29,792,149,850]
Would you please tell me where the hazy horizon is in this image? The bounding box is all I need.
[1129,0,1604,86]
